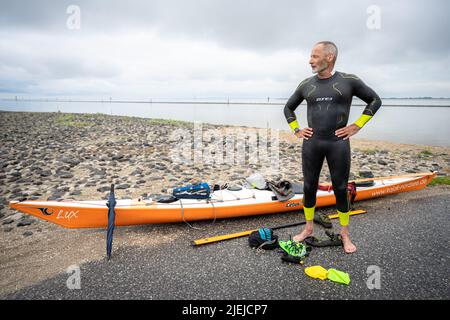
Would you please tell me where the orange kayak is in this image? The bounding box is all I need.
[9,172,436,229]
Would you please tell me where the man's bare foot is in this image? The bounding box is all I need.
[293,227,313,242]
[341,233,357,254]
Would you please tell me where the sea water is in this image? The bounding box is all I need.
[1,98,449,147]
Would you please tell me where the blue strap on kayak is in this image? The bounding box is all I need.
[173,182,211,200]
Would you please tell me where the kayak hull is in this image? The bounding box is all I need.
[9,172,436,228]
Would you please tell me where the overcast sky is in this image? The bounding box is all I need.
[0,0,449,99]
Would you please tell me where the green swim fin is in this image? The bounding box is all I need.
[327,268,350,285]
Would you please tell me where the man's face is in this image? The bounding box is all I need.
[309,44,332,74]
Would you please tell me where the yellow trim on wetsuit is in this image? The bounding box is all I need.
[288,120,300,132]
[304,206,315,221]
[337,210,350,226]
[354,114,373,128]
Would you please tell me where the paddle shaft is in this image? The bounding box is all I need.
[192,209,366,246]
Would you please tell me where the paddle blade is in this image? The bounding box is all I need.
[328,209,365,219]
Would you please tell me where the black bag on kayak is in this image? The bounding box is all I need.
[267,180,295,202]
[155,195,178,203]
[248,228,279,250]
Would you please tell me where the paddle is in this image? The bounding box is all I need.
[106,184,116,260]
[192,209,366,246]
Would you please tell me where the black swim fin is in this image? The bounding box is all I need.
[313,212,332,228]
[304,231,343,247]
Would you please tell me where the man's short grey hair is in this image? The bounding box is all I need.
[316,41,338,63]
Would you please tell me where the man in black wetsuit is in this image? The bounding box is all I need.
[284,41,381,253]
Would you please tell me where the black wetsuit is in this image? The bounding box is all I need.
[284,71,381,212]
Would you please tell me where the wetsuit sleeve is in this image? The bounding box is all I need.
[284,86,304,132]
[352,78,382,128]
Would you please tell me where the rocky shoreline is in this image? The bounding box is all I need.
[0,111,449,237]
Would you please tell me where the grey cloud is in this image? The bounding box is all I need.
[0,41,119,80]
[2,0,448,56]
[0,0,449,98]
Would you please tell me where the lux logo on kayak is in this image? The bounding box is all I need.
[37,207,79,220]
[56,209,79,220]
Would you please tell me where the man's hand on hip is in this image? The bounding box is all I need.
[335,124,360,140]
[295,127,314,140]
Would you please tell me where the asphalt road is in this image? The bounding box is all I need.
[3,187,450,301]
